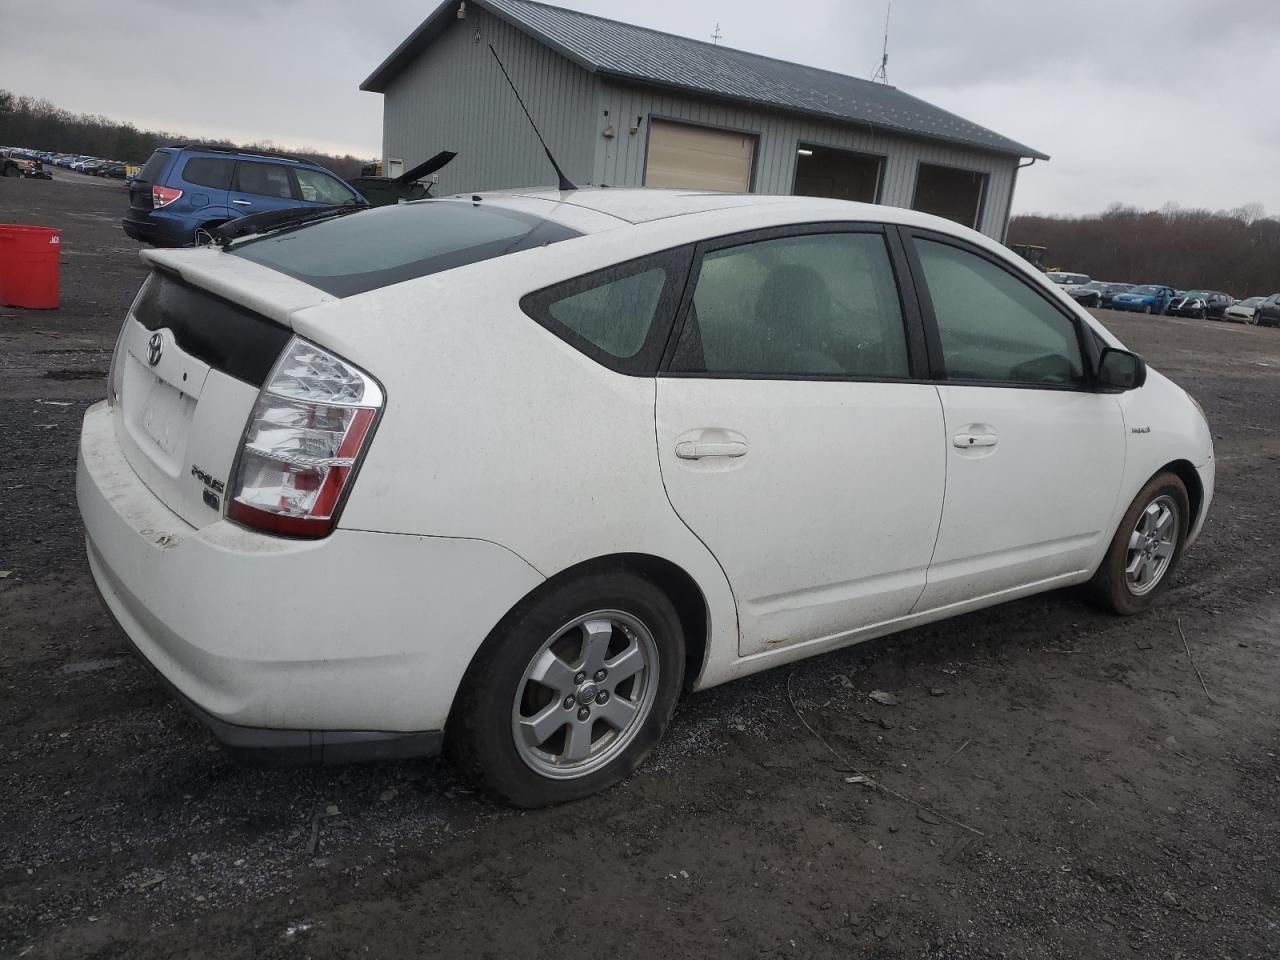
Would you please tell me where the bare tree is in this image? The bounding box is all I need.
[1009,207,1280,296]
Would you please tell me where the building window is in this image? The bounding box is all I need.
[792,145,883,203]
[912,163,988,230]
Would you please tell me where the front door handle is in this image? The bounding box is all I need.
[232,199,252,206]
[952,432,998,448]
[675,440,748,460]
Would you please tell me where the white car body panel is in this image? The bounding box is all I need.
[916,386,1126,610]
[77,188,1216,750]
[78,401,544,731]
[655,378,945,657]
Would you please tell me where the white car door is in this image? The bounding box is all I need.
[903,232,1126,611]
[654,226,946,657]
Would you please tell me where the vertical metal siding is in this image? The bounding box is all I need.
[591,81,1020,239]
[380,9,598,197]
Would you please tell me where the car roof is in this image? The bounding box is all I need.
[462,186,995,236]
[458,187,794,224]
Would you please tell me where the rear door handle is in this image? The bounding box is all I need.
[952,432,998,448]
[232,199,252,206]
[675,440,748,460]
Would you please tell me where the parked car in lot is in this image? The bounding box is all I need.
[1,149,52,180]
[1065,280,1130,309]
[1110,284,1176,314]
[1255,294,1280,328]
[1045,271,1099,306]
[1098,282,1135,308]
[122,144,367,247]
[78,190,1214,806]
[1167,290,1233,320]
[1224,296,1265,324]
[1045,270,1091,287]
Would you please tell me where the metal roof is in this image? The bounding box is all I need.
[362,0,1048,161]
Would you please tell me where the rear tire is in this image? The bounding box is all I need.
[2,165,19,178]
[1086,471,1190,615]
[448,570,685,807]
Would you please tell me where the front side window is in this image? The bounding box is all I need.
[671,231,910,378]
[235,161,293,199]
[915,238,1084,387]
[295,167,358,205]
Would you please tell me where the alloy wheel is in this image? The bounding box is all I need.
[1124,495,1179,596]
[511,610,659,780]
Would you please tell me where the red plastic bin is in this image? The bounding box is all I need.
[0,224,61,309]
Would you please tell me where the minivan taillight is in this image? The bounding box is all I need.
[151,185,183,208]
[228,338,383,539]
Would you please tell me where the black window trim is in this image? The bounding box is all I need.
[898,225,1103,393]
[519,245,696,376]
[658,221,932,384]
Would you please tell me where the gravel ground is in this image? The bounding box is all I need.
[2,171,1278,959]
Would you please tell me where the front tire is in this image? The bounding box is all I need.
[1087,472,1190,615]
[448,570,685,807]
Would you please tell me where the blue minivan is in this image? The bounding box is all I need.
[122,145,367,247]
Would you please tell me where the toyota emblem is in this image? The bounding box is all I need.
[147,332,163,367]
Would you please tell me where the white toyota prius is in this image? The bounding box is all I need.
[78,189,1213,806]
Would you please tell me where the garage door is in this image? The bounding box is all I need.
[644,120,755,192]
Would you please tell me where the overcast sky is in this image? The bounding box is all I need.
[2,0,1276,216]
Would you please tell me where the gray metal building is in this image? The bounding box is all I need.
[361,0,1047,240]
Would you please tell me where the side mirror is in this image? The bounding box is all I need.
[1097,347,1146,392]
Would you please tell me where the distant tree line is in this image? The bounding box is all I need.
[1008,203,1280,297]
[0,90,372,180]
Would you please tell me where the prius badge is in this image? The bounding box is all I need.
[147,332,163,367]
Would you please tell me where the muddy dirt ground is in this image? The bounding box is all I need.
[1,171,1278,959]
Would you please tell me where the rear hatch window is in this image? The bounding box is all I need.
[130,149,173,209]
[228,200,579,297]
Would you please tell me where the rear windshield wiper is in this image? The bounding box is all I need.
[213,204,367,247]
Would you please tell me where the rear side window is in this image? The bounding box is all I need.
[235,161,293,199]
[231,200,580,298]
[521,248,692,374]
[137,150,170,183]
[182,157,234,190]
[295,168,358,205]
[671,231,910,378]
[915,238,1085,387]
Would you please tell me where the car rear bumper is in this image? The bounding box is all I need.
[122,211,191,247]
[77,400,544,762]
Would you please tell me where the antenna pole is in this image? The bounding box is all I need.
[487,44,577,191]
[872,1,890,83]
[711,22,722,45]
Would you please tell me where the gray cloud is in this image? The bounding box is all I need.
[1,0,1276,215]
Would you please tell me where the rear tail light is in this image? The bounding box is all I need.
[228,338,383,539]
[151,184,183,208]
